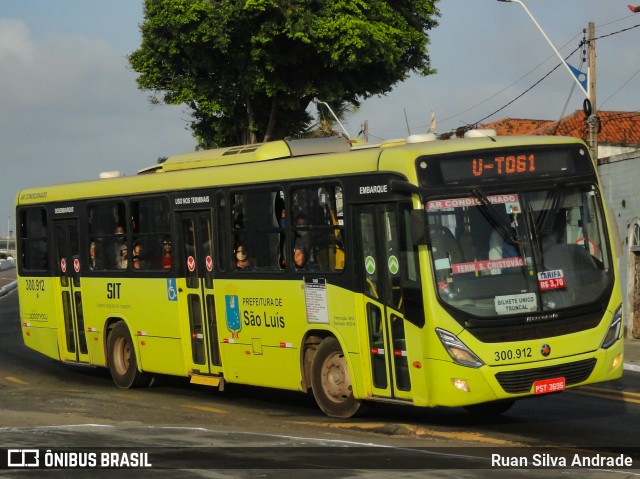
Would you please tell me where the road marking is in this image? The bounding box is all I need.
[182,404,228,414]
[4,376,28,385]
[578,386,640,399]
[111,393,145,400]
[569,386,640,404]
[289,421,521,446]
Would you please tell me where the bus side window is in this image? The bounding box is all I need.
[231,189,284,271]
[18,207,49,272]
[130,197,171,271]
[88,201,127,270]
[290,184,344,272]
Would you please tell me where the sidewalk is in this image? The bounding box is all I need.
[624,338,640,373]
[0,265,16,295]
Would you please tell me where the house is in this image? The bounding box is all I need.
[482,111,640,338]
[482,110,640,159]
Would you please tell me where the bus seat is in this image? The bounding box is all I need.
[430,226,463,264]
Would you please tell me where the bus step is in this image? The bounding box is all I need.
[190,374,225,390]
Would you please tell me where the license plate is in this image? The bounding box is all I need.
[533,377,565,394]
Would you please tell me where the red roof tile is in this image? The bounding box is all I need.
[481,118,554,136]
[482,111,640,144]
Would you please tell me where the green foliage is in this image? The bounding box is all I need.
[129,0,440,148]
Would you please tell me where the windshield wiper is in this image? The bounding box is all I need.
[527,202,545,268]
[538,184,564,238]
[471,188,518,245]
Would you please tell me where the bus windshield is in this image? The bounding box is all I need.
[426,183,612,318]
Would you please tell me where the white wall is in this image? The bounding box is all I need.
[598,149,640,336]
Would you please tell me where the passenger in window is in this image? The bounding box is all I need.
[235,244,253,270]
[162,236,172,269]
[115,226,128,269]
[488,223,519,275]
[89,241,97,270]
[132,243,144,270]
[118,244,128,269]
[274,195,286,269]
[294,214,310,269]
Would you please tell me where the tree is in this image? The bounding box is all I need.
[129,0,440,148]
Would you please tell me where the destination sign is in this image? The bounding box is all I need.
[418,146,593,188]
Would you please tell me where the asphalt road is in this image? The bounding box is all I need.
[1,282,639,478]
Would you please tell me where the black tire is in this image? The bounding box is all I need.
[463,400,515,416]
[107,321,151,388]
[310,337,361,418]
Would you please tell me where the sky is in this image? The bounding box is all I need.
[1,0,639,236]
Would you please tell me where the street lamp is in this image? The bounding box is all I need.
[497,0,588,98]
[312,98,351,138]
[498,0,599,161]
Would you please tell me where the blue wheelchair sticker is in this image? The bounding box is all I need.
[167,278,177,301]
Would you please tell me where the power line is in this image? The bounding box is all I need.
[591,22,640,42]
[469,21,640,130]
[600,65,640,108]
[363,20,640,138]
[438,32,583,127]
[471,45,582,127]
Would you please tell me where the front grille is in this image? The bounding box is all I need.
[467,312,602,343]
[495,358,597,394]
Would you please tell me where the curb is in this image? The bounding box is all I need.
[0,261,16,271]
[624,363,640,373]
[0,280,17,298]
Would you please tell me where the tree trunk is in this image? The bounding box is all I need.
[245,96,258,145]
[263,94,278,143]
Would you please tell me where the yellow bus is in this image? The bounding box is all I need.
[15,133,624,417]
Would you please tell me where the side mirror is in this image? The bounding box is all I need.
[410,209,429,246]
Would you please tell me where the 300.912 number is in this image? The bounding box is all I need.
[25,279,45,292]
[494,347,532,362]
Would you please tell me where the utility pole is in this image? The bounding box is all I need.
[587,22,599,162]
[362,120,369,143]
[498,1,599,161]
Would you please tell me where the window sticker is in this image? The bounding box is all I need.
[495,293,537,315]
[538,269,566,291]
[426,194,520,211]
[451,257,524,275]
[365,256,376,275]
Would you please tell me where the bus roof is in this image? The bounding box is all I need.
[15,134,587,206]
[158,137,354,172]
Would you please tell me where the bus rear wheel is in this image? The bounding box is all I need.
[310,337,361,418]
[107,321,152,388]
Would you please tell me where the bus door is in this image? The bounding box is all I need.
[356,203,413,400]
[176,210,222,376]
[53,218,90,364]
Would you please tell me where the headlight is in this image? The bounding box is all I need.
[436,328,484,368]
[601,305,623,349]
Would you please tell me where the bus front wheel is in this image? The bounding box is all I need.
[310,337,361,418]
[107,321,152,388]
